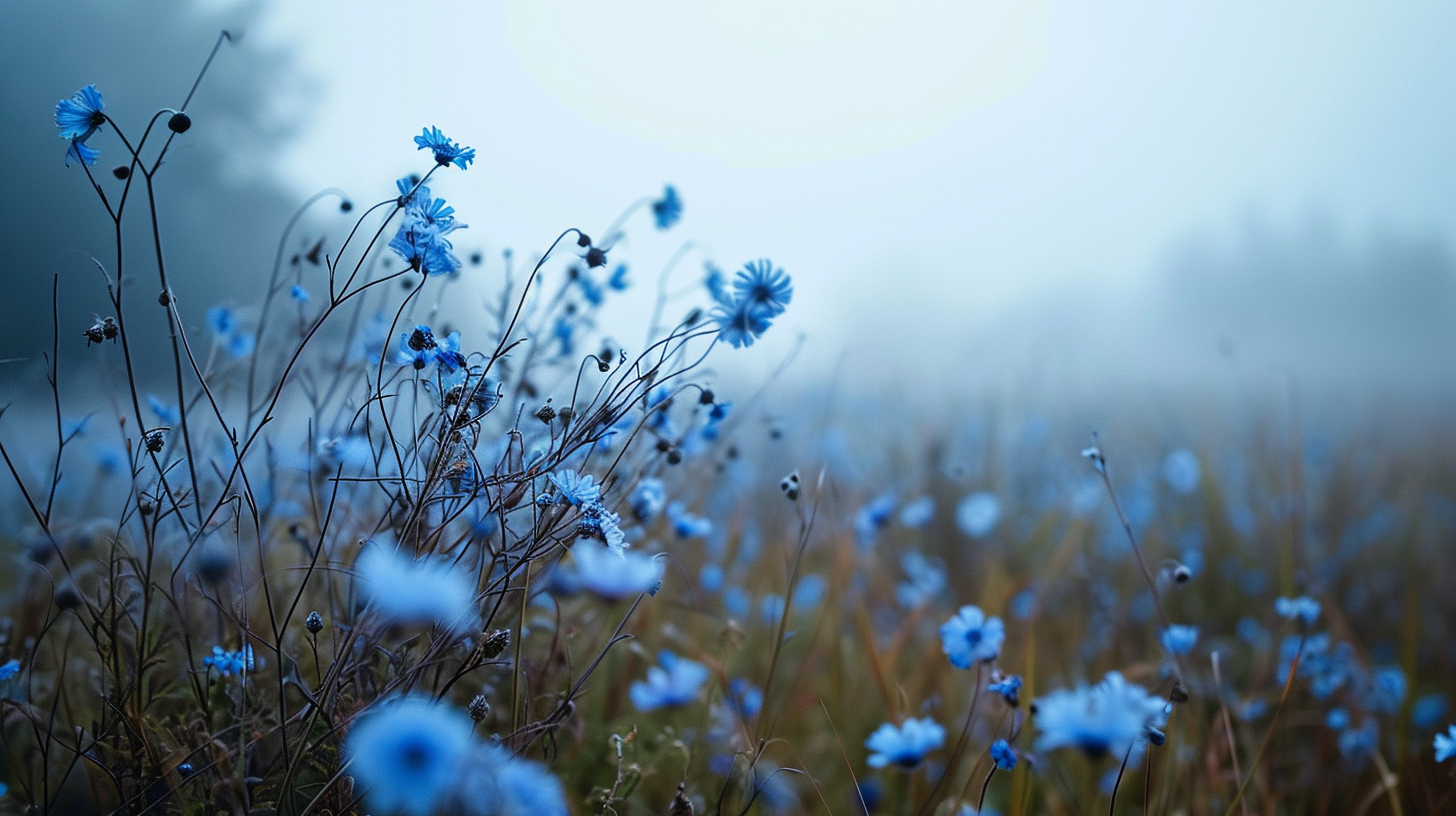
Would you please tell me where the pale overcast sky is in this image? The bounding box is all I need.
[235,0,1456,394]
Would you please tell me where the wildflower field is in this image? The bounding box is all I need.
[3,34,1456,816]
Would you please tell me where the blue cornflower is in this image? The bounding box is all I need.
[939,605,1006,668]
[1033,671,1168,759]
[290,284,310,303]
[1275,595,1321,626]
[990,739,1017,771]
[989,675,1023,707]
[1338,719,1379,761]
[628,478,666,522]
[346,696,474,816]
[1326,707,1351,731]
[1436,724,1456,762]
[704,263,731,305]
[203,645,254,677]
[207,306,236,336]
[1367,666,1407,715]
[652,184,682,229]
[956,492,1001,539]
[549,470,601,506]
[700,563,725,592]
[56,85,106,166]
[732,260,792,317]
[578,498,628,553]
[1161,625,1199,655]
[711,298,774,349]
[630,650,710,711]
[414,126,476,170]
[389,181,465,276]
[576,270,605,306]
[552,316,575,356]
[457,746,571,816]
[0,659,20,680]
[558,540,662,601]
[865,717,945,769]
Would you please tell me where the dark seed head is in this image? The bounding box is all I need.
[54,581,83,611]
[585,247,608,268]
[305,611,323,634]
[576,233,592,248]
[481,629,510,659]
[699,389,715,405]
[469,694,490,721]
[112,165,130,180]
[166,112,192,134]
[340,200,353,212]
[666,448,683,465]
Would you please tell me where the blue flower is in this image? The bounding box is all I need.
[414,126,476,170]
[939,605,1006,668]
[1412,694,1449,729]
[899,495,935,528]
[389,181,465,276]
[608,263,631,291]
[854,492,896,548]
[865,717,945,769]
[630,650,710,711]
[729,678,764,719]
[628,478,666,522]
[989,675,1022,707]
[56,85,106,166]
[0,659,21,680]
[1367,666,1406,715]
[668,502,712,538]
[1275,595,1321,626]
[1160,625,1199,655]
[457,747,571,816]
[652,184,683,229]
[1033,671,1168,759]
[704,263,731,305]
[711,298,774,349]
[346,696,474,816]
[203,645,254,678]
[1338,719,1378,761]
[290,284,310,303]
[1435,724,1456,762]
[732,260,792,317]
[576,270,605,306]
[356,546,476,633]
[1326,707,1351,731]
[896,551,947,609]
[956,492,1001,539]
[990,739,1017,770]
[557,540,663,601]
[549,469,601,506]
[148,394,180,425]
[398,324,439,370]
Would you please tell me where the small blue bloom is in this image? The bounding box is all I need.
[630,650,710,711]
[147,395,180,425]
[704,263,730,305]
[1275,595,1321,626]
[576,270,605,306]
[956,492,1001,539]
[712,298,774,349]
[1435,724,1456,762]
[668,502,712,538]
[1338,719,1378,761]
[1367,666,1407,715]
[608,263,631,291]
[290,284,310,303]
[346,696,474,816]
[939,605,1006,668]
[899,496,935,528]
[1160,625,1199,656]
[990,739,1017,770]
[0,659,20,680]
[1162,449,1200,495]
[652,184,683,229]
[207,306,236,336]
[700,563,724,592]
[865,717,945,769]
[1412,694,1449,730]
[855,492,897,548]
[549,470,601,506]
[732,259,792,317]
[414,126,476,170]
[56,85,106,166]
[896,551,947,609]
[628,478,666,522]
[203,645,255,677]
[557,540,663,601]
[989,675,1022,707]
[729,678,763,719]
[1326,707,1351,731]
[1033,671,1168,758]
[576,498,628,553]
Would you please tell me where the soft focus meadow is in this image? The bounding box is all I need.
[3,35,1456,816]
